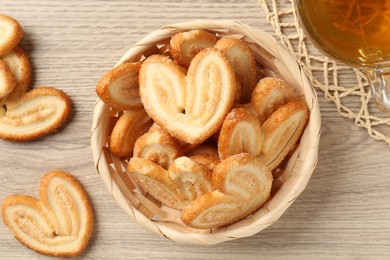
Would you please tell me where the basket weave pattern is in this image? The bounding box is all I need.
[91,20,321,245]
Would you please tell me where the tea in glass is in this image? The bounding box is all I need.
[296,0,390,68]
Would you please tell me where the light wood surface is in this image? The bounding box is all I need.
[1,1,389,259]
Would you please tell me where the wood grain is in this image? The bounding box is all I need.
[1,0,390,259]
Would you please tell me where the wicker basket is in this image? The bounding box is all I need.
[91,20,321,245]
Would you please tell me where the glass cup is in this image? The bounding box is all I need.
[294,0,390,112]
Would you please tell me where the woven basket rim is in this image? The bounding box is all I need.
[91,19,321,245]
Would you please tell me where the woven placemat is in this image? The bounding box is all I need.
[259,0,390,145]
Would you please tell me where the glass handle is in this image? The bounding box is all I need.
[366,68,390,112]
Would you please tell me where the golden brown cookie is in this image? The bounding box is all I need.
[0,87,71,141]
[128,157,188,210]
[218,108,262,160]
[215,37,257,102]
[1,170,94,257]
[0,14,23,55]
[96,62,143,111]
[170,30,218,67]
[168,156,212,201]
[139,49,236,144]
[0,47,31,102]
[109,108,153,158]
[139,48,236,144]
[181,153,273,229]
[261,99,309,170]
[251,77,295,124]
[133,128,183,169]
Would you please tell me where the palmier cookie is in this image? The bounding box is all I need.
[251,77,295,124]
[0,47,32,102]
[0,59,16,98]
[168,156,212,201]
[109,108,153,158]
[133,128,183,169]
[181,154,273,229]
[215,37,257,103]
[170,30,218,67]
[139,48,236,144]
[0,87,71,142]
[128,157,188,210]
[1,170,94,257]
[261,99,309,170]
[0,14,23,55]
[96,62,143,110]
[218,107,262,160]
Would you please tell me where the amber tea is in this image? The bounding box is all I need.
[296,0,390,67]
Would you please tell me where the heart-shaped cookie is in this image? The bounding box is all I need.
[139,48,236,144]
[181,153,273,229]
[0,87,71,141]
[1,170,93,257]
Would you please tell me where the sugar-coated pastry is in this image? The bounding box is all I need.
[168,156,212,201]
[139,48,236,144]
[0,14,23,55]
[181,154,273,229]
[0,47,31,102]
[0,59,16,98]
[96,62,143,110]
[133,128,183,169]
[128,157,188,210]
[218,108,262,160]
[170,30,218,67]
[261,99,309,170]
[109,108,152,158]
[0,87,71,141]
[181,190,240,229]
[215,37,257,102]
[251,77,295,124]
[1,170,94,257]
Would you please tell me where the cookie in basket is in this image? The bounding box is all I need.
[139,48,236,144]
[181,153,273,229]
[91,20,320,244]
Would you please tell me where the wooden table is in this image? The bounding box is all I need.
[1,1,389,259]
